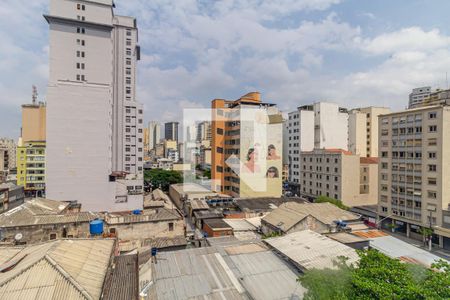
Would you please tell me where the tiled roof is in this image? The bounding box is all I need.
[262,202,360,232]
[360,157,379,164]
[105,208,182,225]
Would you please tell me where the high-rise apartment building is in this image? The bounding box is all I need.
[286,102,348,186]
[408,86,431,109]
[165,122,179,143]
[148,121,161,151]
[21,104,46,143]
[196,121,211,142]
[17,141,46,197]
[0,139,16,172]
[299,149,378,207]
[378,105,450,249]
[348,107,391,157]
[211,92,283,198]
[44,0,143,211]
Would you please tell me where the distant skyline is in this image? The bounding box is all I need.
[2,0,450,138]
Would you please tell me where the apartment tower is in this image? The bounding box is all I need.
[378,106,450,249]
[165,122,179,143]
[45,0,143,211]
[148,121,161,150]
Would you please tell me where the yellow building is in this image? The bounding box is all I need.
[17,141,46,196]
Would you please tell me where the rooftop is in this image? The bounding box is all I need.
[262,202,360,233]
[105,207,182,225]
[103,254,138,300]
[189,199,210,210]
[146,240,305,299]
[325,232,368,244]
[170,183,212,194]
[0,239,115,300]
[204,218,233,230]
[234,197,307,212]
[0,199,97,228]
[360,157,379,164]
[264,230,359,271]
[223,219,257,231]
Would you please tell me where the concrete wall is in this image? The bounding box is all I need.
[314,102,348,150]
[22,105,46,143]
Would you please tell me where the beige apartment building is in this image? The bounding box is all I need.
[378,105,450,249]
[349,107,391,157]
[21,102,46,143]
[300,149,378,207]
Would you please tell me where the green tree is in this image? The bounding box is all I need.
[315,195,349,210]
[298,249,450,300]
[298,257,352,300]
[144,169,183,191]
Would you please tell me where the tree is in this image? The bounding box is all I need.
[298,249,450,300]
[315,195,349,210]
[144,169,183,191]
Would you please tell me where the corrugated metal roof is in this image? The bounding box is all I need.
[325,232,368,244]
[262,202,360,232]
[189,199,210,210]
[0,239,115,300]
[229,251,305,300]
[147,241,305,300]
[223,219,257,231]
[103,254,138,300]
[368,235,445,268]
[264,230,359,271]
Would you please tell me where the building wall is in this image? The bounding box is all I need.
[314,102,348,150]
[16,141,46,195]
[378,106,450,231]
[0,139,16,171]
[21,104,46,143]
[148,121,161,150]
[108,219,184,242]
[203,224,233,238]
[348,107,391,157]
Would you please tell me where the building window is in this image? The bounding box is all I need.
[126,58,131,65]
[168,222,174,231]
[428,164,437,172]
[126,30,132,36]
[429,112,437,119]
[126,39,131,46]
[126,68,131,75]
[49,233,57,240]
[126,78,131,84]
[216,166,223,173]
[217,147,223,153]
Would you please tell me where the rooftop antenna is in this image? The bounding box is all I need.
[32,85,38,105]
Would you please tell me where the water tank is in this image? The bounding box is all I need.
[90,219,104,235]
[132,209,142,215]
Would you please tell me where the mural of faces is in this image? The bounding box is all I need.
[266,166,279,178]
[267,144,280,160]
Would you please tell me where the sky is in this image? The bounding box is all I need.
[2,0,450,139]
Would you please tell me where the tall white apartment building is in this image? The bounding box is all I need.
[348,107,391,157]
[286,102,348,186]
[378,105,450,249]
[408,86,431,109]
[45,0,143,211]
[148,121,161,150]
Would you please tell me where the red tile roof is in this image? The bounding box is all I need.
[324,148,353,155]
[360,157,379,164]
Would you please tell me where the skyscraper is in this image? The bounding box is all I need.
[148,121,161,150]
[165,122,179,142]
[44,0,143,211]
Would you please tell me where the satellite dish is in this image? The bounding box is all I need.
[15,233,23,241]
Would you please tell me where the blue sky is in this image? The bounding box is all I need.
[2,0,450,138]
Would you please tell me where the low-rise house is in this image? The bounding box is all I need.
[203,218,233,238]
[264,230,360,272]
[0,239,117,300]
[140,240,305,300]
[169,183,230,211]
[105,207,185,252]
[0,182,25,213]
[261,202,361,235]
[0,198,97,244]
[192,209,223,229]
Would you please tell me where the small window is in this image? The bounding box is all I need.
[49,233,57,240]
[168,222,174,231]
[77,3,81,10]
[429,112,437,119]
[81,4,85,10]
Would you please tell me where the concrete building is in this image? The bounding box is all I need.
[409,88,450,109]
[148,121,161,150]
[0,138,16,172]
[164,122,179,143]
[286,102,348,187]
[196,121,211,142]
[211,92,283,198]
[409,86,431,109]
[378,105,450,249]
[348,107,392,157]
[261,202,361,235]
[21,102,46,143]
[16,141,46,197]
[44,0,143,211]
[300,149,379,207]
[0,182,25,213]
